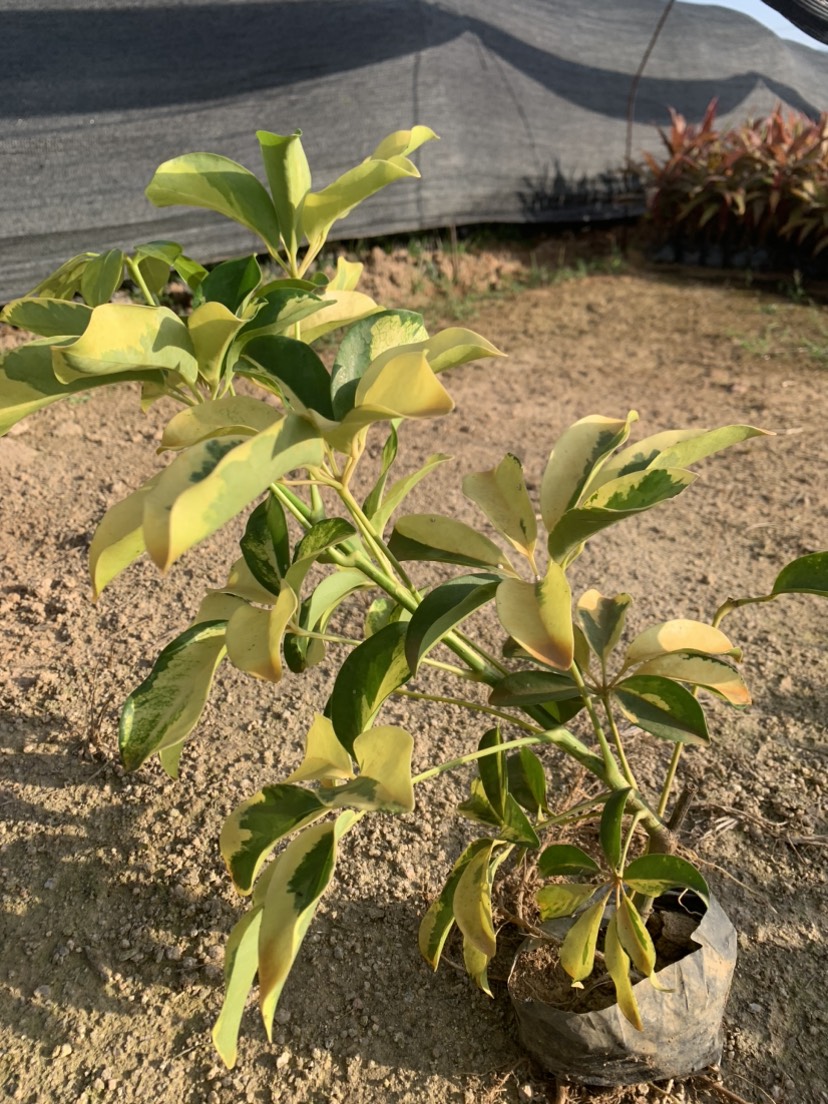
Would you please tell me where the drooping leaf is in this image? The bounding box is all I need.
[453,840,498,961]
[577,589,633,664]
[232,287,326,352]
[119,621,227,773]
[537,843,601,878]
[772,551,828,598]
[362,422,399,521]
[80,249,125,307]
[419,839,491,969]
[614,675,710,745]
[51,303,198,385]
[220,784,327,893]
[212,907,263,1069]
[88,473,160,598]
[223,555,283,604]
[540,413,636,532]
[604,913,642,1030]
[495,561,574,670]
[616,891,657,976]
[623,853,709,904]
[1,297,92,338]
[224,587,298,681]
[635,654,750,706]
[463,454,537,560]
[388,514,512,570]
[159,395,279,452]
[239,491,291,595]
[476,727,507,820]
[404,573,500,674]
[257,813,357,1037]
[186,302,246,389]
[457,779,540,846]
[506,747,549,817]
[256,129,312,257]
[488,669,582,707]
[547,467,697,565]
[283,714,355,788]
[536,883,598,921]
[599,788,631,871]
[284,518,358,595]
[331,310,428,420]
[623,619,739,669]
[146,151,282,253]
[559,895,609,983]
[143,415,323,572]
[301,568,370,636]
[328,621,411,755]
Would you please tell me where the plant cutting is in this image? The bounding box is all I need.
[2,124,827,1085]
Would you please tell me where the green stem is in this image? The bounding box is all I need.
[712,592,774,628]
[569,664,617,780]
[125,256,158,306]
[412,733,554,786]
[657,743,683,819]
[393,687,543,734]
[337,484,419,594]
[601,692,638,790]
[536,794,612,832]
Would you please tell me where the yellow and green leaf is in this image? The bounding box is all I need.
[559,894,609,983]
[496,561,574,670]
[623,619,739,669]
[463,454,537,560]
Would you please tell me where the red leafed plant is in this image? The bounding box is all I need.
[641,98,828,268]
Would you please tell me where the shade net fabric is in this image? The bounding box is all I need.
[2,0,826,302]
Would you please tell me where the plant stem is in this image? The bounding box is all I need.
[393,687,543,734]
[337,483,419,594]
[125,256,158,306]
[657,744,683,819]
[569,663,618,780]
[411,733,555,786]
[712,591,773,628]
[536,793,613,831]
[601,693,638,790]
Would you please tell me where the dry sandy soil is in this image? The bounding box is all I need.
[1,242,827,1104]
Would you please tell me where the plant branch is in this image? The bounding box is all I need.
[412,733,558,786]
[393,687,543,733]
[125,256,159,306]
[601,692,639,790]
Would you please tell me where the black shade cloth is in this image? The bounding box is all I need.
[1,0,826,303]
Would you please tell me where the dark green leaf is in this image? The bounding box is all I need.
[241,335,334,419]
[405,573,500,674]
[330,309,428,419]
[772,551,828,598]
[81,249,124,306]
[614,675,710,745]
[506,747,549,817]
[623,854,709,904]
[1,297,92,338]
[328,622,411,755]
[476,728,507,820]
[537,843,600,878]
[457,780,540,846]
[489,669,581,706]
[577,589,633,663]
[362,423,399,520]
[200,255,261,312]
[599,788,631,871]
[240,492,291,595]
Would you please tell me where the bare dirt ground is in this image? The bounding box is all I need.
[1,241,827,1104]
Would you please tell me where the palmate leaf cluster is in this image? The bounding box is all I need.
[2,125,828,1069]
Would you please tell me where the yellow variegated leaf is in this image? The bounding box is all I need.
[224,587,298,681]
[224,556,280,605]
[349,726,414,812]
[623,619,739,669]
[604,913,642,1030]
[301,157,420,250]
[536,883,598,921]
[326,256,364,291]
[635,654,750,705]
[298,290,380,344]
[89,474,161,598]
[258,813,357,1036]
[496,561,574,670]
[187,302,245,388]
[463,453,537,560]
[159,396,280,451]
[616,892,656,976]
[559,895,608,982]
[366,327,504,378]
[212,908,262,1069]
[51,304,198,384]
[192,590,249,624]
[463,937,492,997]
[540,413,636,531]
[143,415,323,571]
[371,125,439,160]
[284,714,355,784]
[453,841,498,960]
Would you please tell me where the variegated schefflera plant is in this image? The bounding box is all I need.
[2,126,827,1069]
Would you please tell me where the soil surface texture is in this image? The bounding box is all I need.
[1,245,827,1104]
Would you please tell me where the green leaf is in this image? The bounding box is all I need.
[388,514,512,570]
[240,335,335,420]
[604,913,642,1030]
[256,130,312,257]
[536,883,598,921]
[371,452,451,536]
[559,895,609,982]
[577,589,632,663]
[463,454,537,560]
[623,619,739,669]
[328,622,411,755]
[623,854,709,904]
[362,423,399,521]
[506,747,549,817]
[24,252,97,299]
[284,518,357,595]
[495,561,574,670]
[772,551,828,598]
[457,779,540,846]
[239,491,291,595]
[200,255,261,312]
[548,468,696,565]
[331,310,428,419]
[1,297,92,338]
[220,784,327,894]
[538,843,601,878]
[404,572,500,674]
[146,151,282,253]
[212,907,263,1069]
[258,813,356,1038]
[488,669,581,707]
[419,839,491,969]
[51,304,198,384]
[80,249,124,306]
[635,654,750,706]
[614,675,710,745]
[119,621,227,774]
[616,892,656,976]
[143,415,323,572]
[476,727,507,819]
[540,413,636,532]
[232,288,326,353]
[600,788,631,871]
